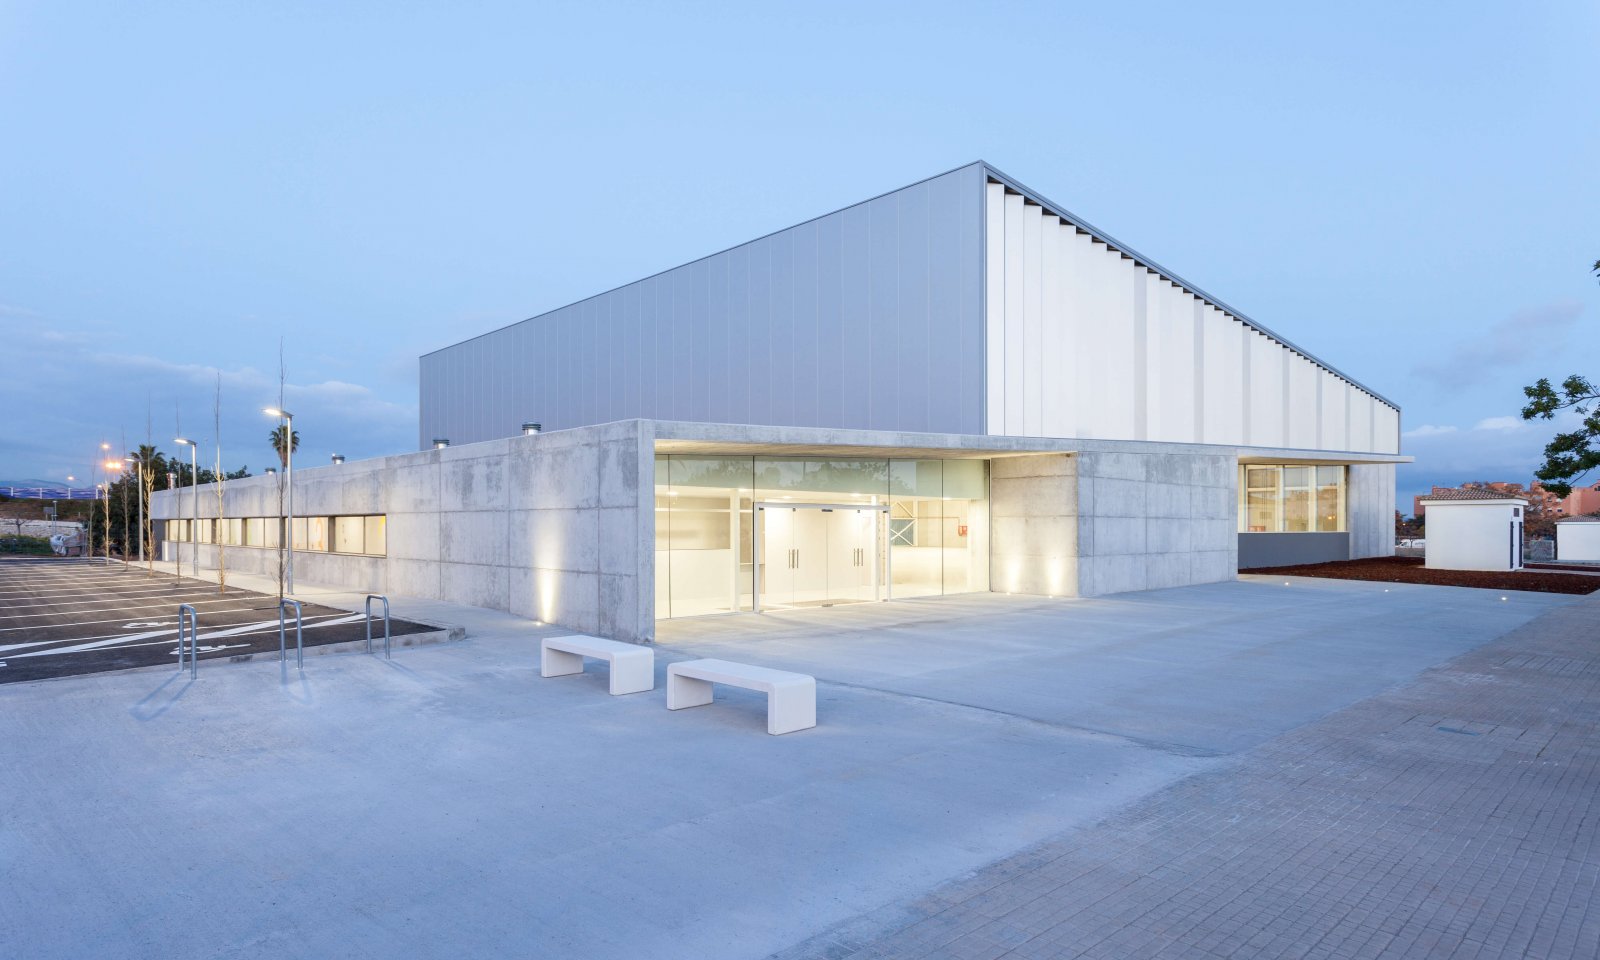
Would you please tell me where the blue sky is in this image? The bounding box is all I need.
[1,2,1596,509]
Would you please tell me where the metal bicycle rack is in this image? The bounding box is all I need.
[278,598,304,669]
[176,603,198,679]
[365,595,391,659]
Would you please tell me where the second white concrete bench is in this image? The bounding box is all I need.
[541,635,654,695]
[666,658,816,735]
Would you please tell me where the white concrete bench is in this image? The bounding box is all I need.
[541,635,654,695]
[666,659,816,735]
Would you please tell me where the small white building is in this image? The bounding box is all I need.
[1555,515,1600,563]
[1419,490,1526,571]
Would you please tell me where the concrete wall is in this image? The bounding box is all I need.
[985,448,1237,598]
[153,420,656,643]
[1237,532,1350,569]
[1348,463,1397,559]
[1073,450,1237,596]
[989,455,1077,597]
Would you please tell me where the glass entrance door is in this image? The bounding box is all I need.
[754,503,885,611]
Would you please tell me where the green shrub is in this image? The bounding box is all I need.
[0,535,54,555]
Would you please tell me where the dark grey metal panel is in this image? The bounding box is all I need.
[1237,532,1351,569]
[417,163,988,448]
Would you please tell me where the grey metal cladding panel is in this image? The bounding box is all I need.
[790,218,820,428]
[899,181,933,432]
[868,192,900,430]
[767,227,795,426]
[838,202,872,429]
[747,238,774,424]
[815,214,845,428]
[417,163,985,442]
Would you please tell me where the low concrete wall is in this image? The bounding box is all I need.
[1237,532,1350,569]
[152,420,655,643]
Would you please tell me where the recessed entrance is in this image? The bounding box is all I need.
[753,502,887,611]
[654,455,991,619]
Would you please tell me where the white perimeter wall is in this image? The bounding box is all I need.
[984,182,1400,454]
[1556,523,1600,563]
[1424,503,1521,571]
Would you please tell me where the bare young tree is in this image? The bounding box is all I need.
[143,400,156,577]
[214,373,227,595]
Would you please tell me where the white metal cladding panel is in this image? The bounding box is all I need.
[1287,356,1319,448]
[984,182,1006,433]
[1089,241,1138,439]
[1248,332,1285,447]
[418,163,986,446]
[1149,276,1196,443]
[1001,192,1026,433]
[1023,201,1045,435]
[1201,310,1246,445]
[1319,370,1347,450]
[1348,389,1374,452]
[1374,403,1400,454]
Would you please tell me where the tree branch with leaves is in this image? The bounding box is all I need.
[1520,261,1600,498]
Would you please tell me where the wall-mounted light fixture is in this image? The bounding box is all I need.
[522,422,542,436]
[433,438,450,449]
[331,454,345,465]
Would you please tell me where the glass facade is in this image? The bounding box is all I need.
[655,456,990,619]
[1239,465,1345,533]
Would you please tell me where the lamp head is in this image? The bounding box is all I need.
[263,407,293,419]
[174,437,194,446]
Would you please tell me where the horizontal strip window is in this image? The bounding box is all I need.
[164,515,387,557]
[1239,465,1345,533]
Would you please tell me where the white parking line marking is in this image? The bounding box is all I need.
[0,604,280,635]
[0,596,282,621]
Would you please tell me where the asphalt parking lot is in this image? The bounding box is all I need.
[0,557,433,683]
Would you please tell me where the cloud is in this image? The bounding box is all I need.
[1402,424,1457,438]
[0,320,417,481]
[1472,415,1526,432]
[1396,407,1586,511]
[1411,300,1583,389]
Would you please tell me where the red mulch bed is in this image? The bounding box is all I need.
[1245,555,1600,595]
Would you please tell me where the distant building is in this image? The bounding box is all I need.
[1414,480,1600,519]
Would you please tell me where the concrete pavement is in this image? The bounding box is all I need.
[0,577,1574,959]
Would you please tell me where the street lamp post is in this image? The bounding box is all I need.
[99,481,109,562]
[125,456,144,566]
[263,408,294,595]
[103,459,122,562]
[174,438,197,579]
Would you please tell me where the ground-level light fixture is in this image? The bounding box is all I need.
[331,454,345,465]
[522,422,542,436]
[433,438,450,449]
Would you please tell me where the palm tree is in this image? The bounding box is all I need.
[269,425,300,468]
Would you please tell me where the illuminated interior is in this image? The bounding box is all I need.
[654,456,990,618]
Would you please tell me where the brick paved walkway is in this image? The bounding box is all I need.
[773,593,1600,960]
